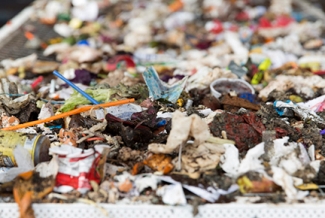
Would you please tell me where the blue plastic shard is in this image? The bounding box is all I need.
[143,66,188,103]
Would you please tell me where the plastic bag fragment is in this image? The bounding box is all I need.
[0,146,34,183]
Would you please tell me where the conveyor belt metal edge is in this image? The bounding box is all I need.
[0,6,34,49]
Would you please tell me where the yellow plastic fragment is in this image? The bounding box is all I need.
[177,98,184,107]
[289,95,303,103]
[296,183,319,190]
[237,176,253,194]
[69,18,83,29]
[258,58,272,71]
[249,47,262,54]
[18,67,25,79]
[48,37,62,45]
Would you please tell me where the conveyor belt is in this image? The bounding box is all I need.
[0,7,59,61]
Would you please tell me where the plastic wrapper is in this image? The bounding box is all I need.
[142,67,188,103]
[274,100,325,125]
[95,103,143,120]
[159,176,238,203]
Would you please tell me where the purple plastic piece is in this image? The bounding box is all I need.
[320,129,325,135]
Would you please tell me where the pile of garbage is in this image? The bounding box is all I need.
[2,0,325,217]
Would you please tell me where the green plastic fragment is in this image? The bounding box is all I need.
[62,36,76,45]
[59,88,117,112]
[57,13,71,22]
[251,71,264,85]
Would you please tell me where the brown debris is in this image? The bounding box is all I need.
[118,147,143,162]
[209,111,265,152]
[14,171,55,218]
[32,61,59,74]
[201,94,222,111]
[132,154,174,175]
[58,129,78,147]
[237,174,280,194]
[221,94,260,111]
[143,154,174,175]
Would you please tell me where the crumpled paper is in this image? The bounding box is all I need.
[173,142,225,174]
[114,172,161,196]
[270,137,320,182]
[43,43,71,57]
[134,174,159,193]
[186,67,237,92]
[59,46,102,63]
[148,110,210,154]
[219,144,240,178]
[0,79,34,115]
[156,183,187,205]
[259,75,325,99]
[220,135,320,200]
[149,110,225,174]
[271,166,308,200]
[1,54,37,71]
[237,142,265,176]
[220,143,265,178]
[38,102,54,120]
[35,155,59,178]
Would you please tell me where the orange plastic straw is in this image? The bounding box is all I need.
[2,98,135,131]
